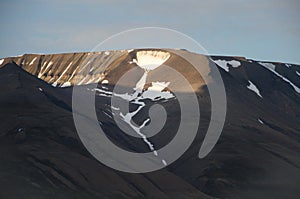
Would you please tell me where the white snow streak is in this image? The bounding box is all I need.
[0,59,4,65]
[29,57,37,65]
[258,119,264,124]
[115,75,172,165]
[52,62,72,86]
[38,61,53,78]
[259,62,275,70]
[285,64,291,68]
[247,81,262,98]
[103,111,112,119]
[259,62,300,93]
[98,51,175,166]
[94,88,112,95]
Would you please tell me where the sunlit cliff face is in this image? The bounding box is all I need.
[0,49,211,92]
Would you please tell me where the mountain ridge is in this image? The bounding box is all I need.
[0,49,300,199]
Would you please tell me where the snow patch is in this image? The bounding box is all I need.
[212,59,241,72]
[0,59,4,65]
[142,82,174,100]
[228,60,241,68]
[259,62,300,93]
[296,71,300,77]
[102,79,109,84]
[38,87,43,92]
[104,51,110,55]
[285,64,291,68]
[258,119,264,124]
[247,81,262,98]
[132,50,170,71]
[61,82,72,87]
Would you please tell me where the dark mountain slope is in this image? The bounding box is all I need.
[0,49,299,199]
[0,63,211,199]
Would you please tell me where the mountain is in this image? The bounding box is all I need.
[0,49,299,199]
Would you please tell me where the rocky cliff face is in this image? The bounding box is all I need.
[1,49,299,91]
[0,51,126,87]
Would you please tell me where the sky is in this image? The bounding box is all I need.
[0,0,300,64]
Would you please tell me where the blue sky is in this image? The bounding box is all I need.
[1,0,300,64]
